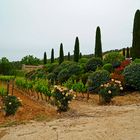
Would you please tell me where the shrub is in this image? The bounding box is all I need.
[87,70,110,91]
[72,80,87,93]
[86,57,103,72]
[47,73,56,84]
[0,87,7,97]
[102,63,113,73]
[68,64,83,75]
[99,79,123,104]
[57,62,84,84]
[57,69,70,84]
[3,95,22,116]
[81,72,91,85]
[110,73,124,85]
[133,58,140,64]
[63,79,73,89]
[104,52,125,68]
[52,86,75,112]
[45,63,58,73]
[123,63,140,90]
[114,59,131,74]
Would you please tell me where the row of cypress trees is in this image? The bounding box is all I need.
[43,9,140,64]
[43,26,102,65]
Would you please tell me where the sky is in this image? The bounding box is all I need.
[0,0,140,61]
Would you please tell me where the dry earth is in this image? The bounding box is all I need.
[0,99,140,140]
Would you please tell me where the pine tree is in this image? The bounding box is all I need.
[59,43,64,64]
[126,47,130,58]
[132,9,140,59]
[122,48,126,57]
[68,52,70,61]
[43,52,47,64]
[74,37,80,62]
[51,48,54,63]
[95,26,102,59]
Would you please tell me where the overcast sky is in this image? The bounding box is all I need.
[0,0,140,61]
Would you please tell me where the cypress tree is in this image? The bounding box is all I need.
[95,26,103,59]
[74,37,80,62]
[132,9,140,59]
[68,52,70,61]
[122,48,126,57]
[43,52,47,64]
[126,47,130,58]
[59,43,64,64]
[79,52,82,59]
[51,48,54,63]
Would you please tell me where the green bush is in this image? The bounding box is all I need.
[53,61,74,75]
[47,73,56,84]
[85,57,103,72]
[72,80,87,93]
[123,63,140,90]
[81,72,91,85]
[3,95,22,116]
[103,63,113,73]
[104,52,124,68]
[57,69,70,84]
[57,62,84,84]
[45,63,58,73]
[87,70,110,90]
[0,87,7,97]
[63,79,73,89]
[133,59,140,64]
[68,64,83,75]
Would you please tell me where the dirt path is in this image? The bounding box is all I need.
[0,100,140,140]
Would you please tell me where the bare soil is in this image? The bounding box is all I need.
[0,89,140,140]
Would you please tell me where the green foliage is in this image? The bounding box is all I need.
[52,86,74,112]
[126,47,130,58]
[86,57,103,72]
[74,37,80,62]
[43,52,47,64]
[87,70,110,90]
[133,58,140,63]
[0,87,7,97]
[45,63,58,73]
[21,55,41,65]
[34,80,51,97]
[122,48,126,57]
[57,68,70,83]
[3,95,22,116]
[81,72,91,85]
[47,73,56,84]
[123,63,140,90]
[0,57,13,75]
[102,63,113,73]
[132,9,140,59]
[51,48,54,63]
[99,80,123,104]
[0,75,15,82]
[68,52,70,61]
[72,80,87,93]
[15,78,34,90]
[63,79,73,89]
[95,26,102,59]
[103,52,125,68]
[54,61,84,83]
[25,69,47,80]
[59,43,64,64]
